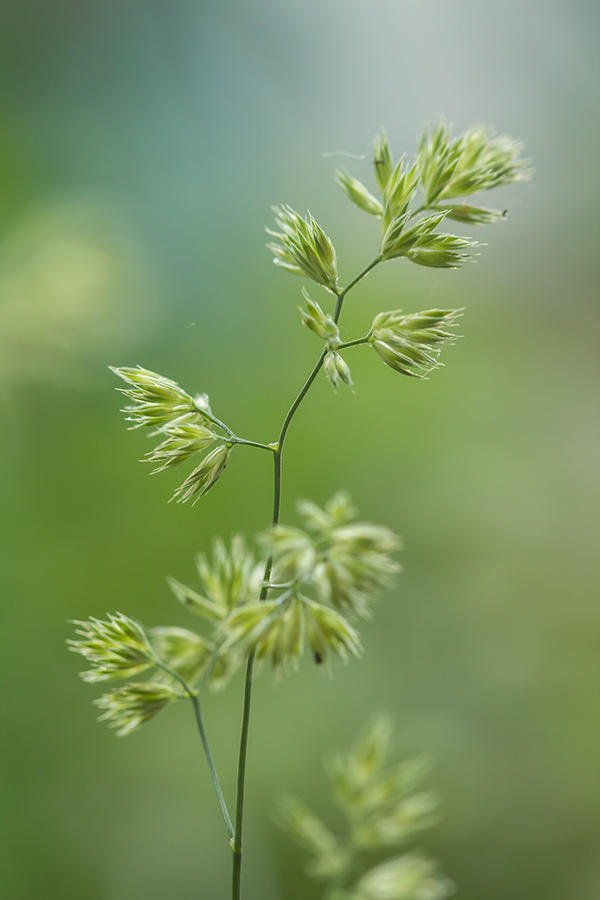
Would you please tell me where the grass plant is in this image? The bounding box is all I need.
[69,120,530,899]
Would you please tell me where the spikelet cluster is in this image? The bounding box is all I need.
[368,309,462,378]
[111,366,232,503]
[299,287,341,348]
[279,717,453,900]
[68,613,154,682]
[267,205,338,291]
[166,535,263,690]
[69,613,189,736]
[94,682,180,737]
[316,122,528,275]
[215,493,400,675]
[417,120,531,209]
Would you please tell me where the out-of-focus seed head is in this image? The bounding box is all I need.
[150,626,211,686]
[260,525,317,582]
[262,495,401,622]
[304,599,362,664]
[277,795,350,880]
[351,853,454,900]
[168,535,259,622]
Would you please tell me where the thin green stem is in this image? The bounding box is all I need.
[152,657,235,843]
[232,650,255,899]
[337,336,369,350]
[228,438,275,452]
[202,409,273,453]
[337,256,381,304]
[202,411,236,438]
[278,351,327,450]
[153,656,195,696]
[231,255,381,900]
[191,694,236,844]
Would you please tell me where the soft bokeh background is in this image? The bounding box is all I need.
[1,1,599,898]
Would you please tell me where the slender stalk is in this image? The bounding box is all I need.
[228,438,275,452]
[338,337,369,350]
[231,255,381,900]
[337,256,381,306]
[191,694,235,843]
[153,657,235,842]
[231,651,255,898]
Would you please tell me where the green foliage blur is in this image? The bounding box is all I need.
[1,1,599,898]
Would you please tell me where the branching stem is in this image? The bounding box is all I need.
[230,254,381,900]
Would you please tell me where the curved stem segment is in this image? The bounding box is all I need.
[191,694,235,843]
[153,657,235,842]
[231,255,381,900]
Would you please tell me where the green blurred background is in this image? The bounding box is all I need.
[1,1,599,898]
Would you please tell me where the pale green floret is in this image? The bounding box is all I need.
[171,443,231,504]
[368,309,462,378]
[437,203,506,225]
[146,420,217,472]
[336,168,384,217]
[324,351,353,391]
[111,366,236,502]
[373,130,394,194]
[150,626,211,686]
[418,119,530,208]
[267,205,338,291]
[382,159,420,231]
[299,287,341,347]
[68,613,154,682]
[110,365,206,430]
[94,682,180,737]
[381,211,447,261]
[406,231,477,269]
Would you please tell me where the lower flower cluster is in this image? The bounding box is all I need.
[279,717,453,900]
[68,494,401,735]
